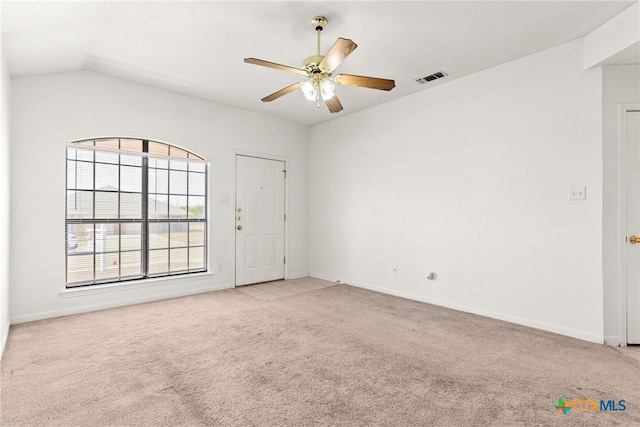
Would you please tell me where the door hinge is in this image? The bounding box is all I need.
[284,213,287,221]
[282,170,287,178]
[284,257,286,264]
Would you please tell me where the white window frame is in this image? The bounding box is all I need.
[65,137,209,288]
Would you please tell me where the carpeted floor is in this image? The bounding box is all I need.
[1,277,639,426]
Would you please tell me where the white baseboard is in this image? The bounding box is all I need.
[309,272,342,284]
[309,272,604,344]
[604,336,621,346]
[11,283,233,324]
[287,272,310,280]
[0,320,9,361]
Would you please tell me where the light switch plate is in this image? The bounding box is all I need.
[569,186,586,201]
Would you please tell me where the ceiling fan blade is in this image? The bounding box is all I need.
[261,82,302,102]
[319,38,357,72]
[325,95,343,113]
[334,74,396,91]
[244,58,308,76]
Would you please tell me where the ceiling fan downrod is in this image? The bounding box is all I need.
[311,16,328,57]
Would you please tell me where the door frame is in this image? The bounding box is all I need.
[233,150,289,287]
[618,103,640,347]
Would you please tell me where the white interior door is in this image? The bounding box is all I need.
[235,155,285,286]
[625,110,640,344]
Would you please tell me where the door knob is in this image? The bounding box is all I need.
[237,225,243,231]
[630,235,640,244]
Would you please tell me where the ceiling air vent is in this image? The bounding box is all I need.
[415,70,448,85]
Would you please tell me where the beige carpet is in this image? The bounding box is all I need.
[1,277,639,426]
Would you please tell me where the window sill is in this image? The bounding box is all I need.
[60,271,215,298]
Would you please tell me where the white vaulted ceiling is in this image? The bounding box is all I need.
[1,1,637,126]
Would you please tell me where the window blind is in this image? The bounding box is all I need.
[65,138,208,287]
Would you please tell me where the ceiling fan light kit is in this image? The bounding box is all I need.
[244,15,395,113]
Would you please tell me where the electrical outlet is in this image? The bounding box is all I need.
[392,265,398,275]
[568,186,586,201]
[218,262,224,271]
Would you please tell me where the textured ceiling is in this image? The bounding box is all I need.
[1,1,637,126]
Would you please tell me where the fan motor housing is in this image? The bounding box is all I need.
[303,55,324,71]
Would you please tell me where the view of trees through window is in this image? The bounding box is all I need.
[66,138,208,287]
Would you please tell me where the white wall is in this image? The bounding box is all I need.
[602,65,640,345]
[0,49,11,355]
[10,70,308,322]
[308,39,605,343]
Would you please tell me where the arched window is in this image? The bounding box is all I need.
[65,137,208,287]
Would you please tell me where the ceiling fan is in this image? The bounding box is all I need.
[244,16,395,113]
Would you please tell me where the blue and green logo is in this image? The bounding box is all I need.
[555,398,626,415]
